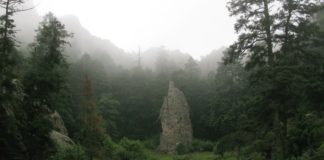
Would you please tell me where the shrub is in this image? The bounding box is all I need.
[172,155,191,160]
[115,137,148,160]
[103,137,151,160]
[213,143,223,156]
[249,152,266,160]
[143,136,159,149]
[191,139,214,152]
[176,143,189,155]
[49,145,88,160]
[103,136,119,159]
[288,151,312,160]
[315,142,324,158]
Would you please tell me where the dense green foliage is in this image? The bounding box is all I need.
[49,145,89,160]
[20,12,72,160]
[1,0,324,160]
[0,0,26,159]
[103,137,150,160]
[76,75,106,159]
[217,0,324,159]
[191,139,214,152]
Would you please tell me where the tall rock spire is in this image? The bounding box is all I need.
[159,81,193,153]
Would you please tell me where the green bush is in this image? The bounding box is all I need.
[49,145,88,160]
[213,143,223,156]
[315,142,324,158]
[191,139,214,152]
[213,152,236,160]
[115,137,148,160]
[249,152,266,160]
[103,136,119,159]
[213,154,223,160]
[143,136,160,149]
[103,137,151,160]
[176,143,189,155]
[288,151,312,160]
[172,155,191,160]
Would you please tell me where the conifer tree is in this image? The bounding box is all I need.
[0,1,27,159]
[25,12,72,107]
[227,0,323,159]
[78,75,106,160]
[22,12,72,160]
[98,93,120,138]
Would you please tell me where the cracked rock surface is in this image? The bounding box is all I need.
[158,81,193,153]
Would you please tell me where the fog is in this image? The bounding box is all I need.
[14,0,227,74]
[32,0,236,59]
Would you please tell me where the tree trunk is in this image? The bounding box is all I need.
[261,1,286,159]
[262,0,274,66]
[3,0,10,53]
[283,0,293,55]
[273,108,285,160]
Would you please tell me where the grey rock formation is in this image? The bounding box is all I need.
[159,81,193,153]
[48,111,74,148]
[49,131,75,149]
[49,111,68,136]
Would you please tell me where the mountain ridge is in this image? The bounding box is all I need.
[13,6,223,75]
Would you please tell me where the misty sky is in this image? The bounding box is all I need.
[33,0,236,58]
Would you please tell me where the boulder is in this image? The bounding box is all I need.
[49,130,75,149]
[48,111,74,148]
[49,111,68,136]
[158,81,193,153]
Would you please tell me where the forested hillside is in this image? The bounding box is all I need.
[1,0,324,160]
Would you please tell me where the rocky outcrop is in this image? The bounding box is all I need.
[49,111,68,136]
[158,81,193,154]
[49,130,74,149]
[48,111,74,148]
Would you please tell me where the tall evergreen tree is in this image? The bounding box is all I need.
[77,75,106,160]
[227,0,323,159]
[98,93,120,138]
[0,0,27,159]
[184,57,200,80]
[24,12,72,111]
[22,12,72,160]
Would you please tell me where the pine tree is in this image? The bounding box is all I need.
[0,0,27,159]
[184,57,200,80]
[22,12,72,160]
[227,0,323,159]
[24,12,72,110]
[78,75,106,160]
[98,93,120,138]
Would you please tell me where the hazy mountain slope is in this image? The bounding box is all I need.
[141,46,191,71]
[60,15,135,67]
[14,6,132,67]
[13,3,218,73]
[199,47,225,78]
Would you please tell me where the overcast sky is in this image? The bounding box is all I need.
[33,0,236,58]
